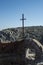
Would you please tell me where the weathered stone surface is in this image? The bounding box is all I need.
[0,39,42,65]
[0,26,43,43]
[0,27,43,65]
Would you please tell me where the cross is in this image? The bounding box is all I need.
[20,14,26,39]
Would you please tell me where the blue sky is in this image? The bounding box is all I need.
[0,0,43,30]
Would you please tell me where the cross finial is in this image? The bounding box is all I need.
[20,14,26,39]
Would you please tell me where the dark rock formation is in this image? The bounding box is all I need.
[0,39,42,65]
[0,26,43,65]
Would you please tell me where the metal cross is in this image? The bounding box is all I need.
[20,14,26,39]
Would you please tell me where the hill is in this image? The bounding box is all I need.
[0,26,43,44]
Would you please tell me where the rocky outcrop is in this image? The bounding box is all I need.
[0,39,42,65]
[0,26,43,43]
[0,26,43,65]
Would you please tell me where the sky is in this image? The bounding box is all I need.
[0,0,43,30]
